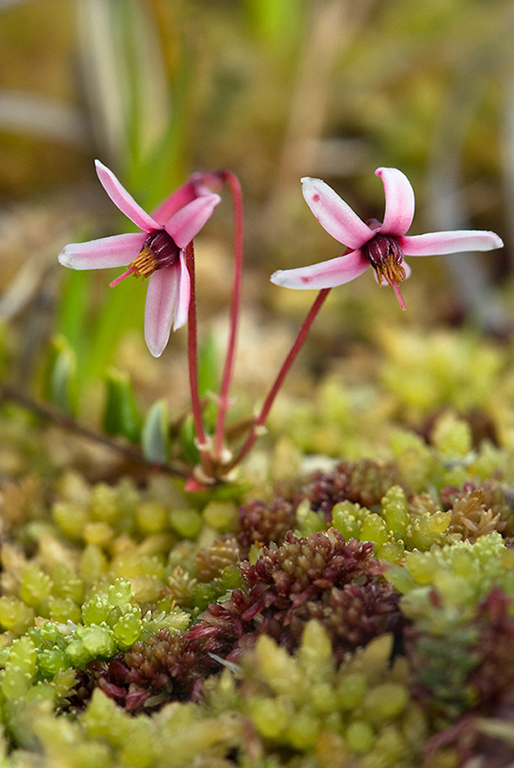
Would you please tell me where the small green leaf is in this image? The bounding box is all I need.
[43,336,78,416]
[141,399,170,465]
[197,333,220,399]
[179,413,200,465]
[197,333,220,431]
[103,368,142,443]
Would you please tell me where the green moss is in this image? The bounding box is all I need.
[0,597,34,635]
[202,501,238,532]
[331,500,369,539]
[169,508,203,539]
[3,321,514,766]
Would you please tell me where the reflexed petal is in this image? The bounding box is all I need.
[144,268,178,357]
[58,233,146,269]
[152,180,199,225]
[376,167,415,236]
[301,178,373,249]
[95,160,159,232]
[400,230,504,256]
[270,249,369,289]
[152,173,222,225]
[173,253,191,330]
[164,193,221,248]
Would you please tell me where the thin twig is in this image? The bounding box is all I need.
[0,382,189,478]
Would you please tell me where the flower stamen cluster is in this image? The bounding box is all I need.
[363,233,406,284]
[110,231,180,287]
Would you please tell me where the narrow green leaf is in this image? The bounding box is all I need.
[103,368,142,443]
[197,333,220,432]
[197,332,220,399]
[43,336,78,416]
[179,413,200,466]
[141,399,170,465]
[243,0,305,47]
[56,269,92,376]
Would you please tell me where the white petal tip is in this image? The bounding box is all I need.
[270,269,312,289]
[146,338,165,357]
[269,270,288,286]
[375,166,398,176]
[172,318,187,332]
[58,248,74,268]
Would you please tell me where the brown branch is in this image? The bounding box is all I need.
[0,382,189,479]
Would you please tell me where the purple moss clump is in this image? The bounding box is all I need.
[75,529,403,715]
[237,497,297,552]
[299,459,403,517]
[191,528,403,663]
[68,628,220,714]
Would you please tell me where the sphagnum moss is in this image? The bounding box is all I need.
[4,326,514,765]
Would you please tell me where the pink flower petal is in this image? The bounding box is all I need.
[58,233,146,269]
[270,249,369,289]
[400,230,504,256]
[301,178,373,250]
[376,167,415,236]
[151,180,200,226]
[164,193,221,248]
[151,173,222,225]
[95,160,159,232]
[144,267,179,357]
[172,253,191,330]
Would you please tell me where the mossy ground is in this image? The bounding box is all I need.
[2,322,514,767]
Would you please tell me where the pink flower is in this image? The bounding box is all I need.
[59,161,221,357]
[270,168,503,309]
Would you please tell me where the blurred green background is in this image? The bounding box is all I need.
[0,0,511,390]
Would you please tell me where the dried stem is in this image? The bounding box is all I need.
[0,382,188,477]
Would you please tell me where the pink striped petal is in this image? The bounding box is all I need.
[151,173,222,225]
[95,160,159,232]
[144,267,179,357]
[270,249,369,289]
[301,178,373,249]
[58,233,146,269]
[376,167,415,236]
[152,180,200,226]
[400,230,504,256]
[164,193,221,248]
[173,253,191,330]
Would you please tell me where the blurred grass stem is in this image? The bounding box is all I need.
[213,171,244,461]
[225,288,331,472]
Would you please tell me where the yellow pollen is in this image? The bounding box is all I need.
[374,255,406,288]
[129,246,158,279]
